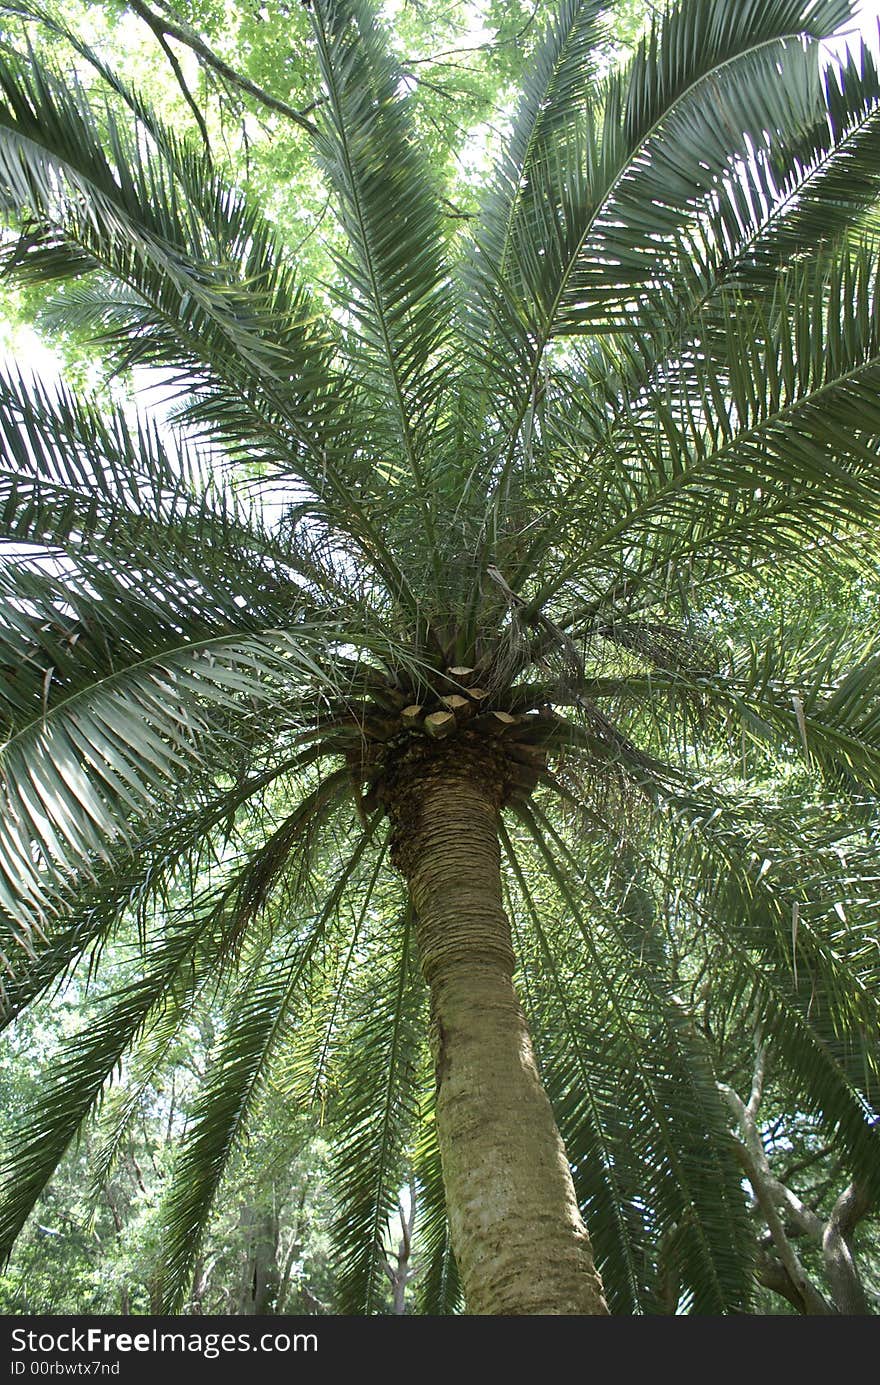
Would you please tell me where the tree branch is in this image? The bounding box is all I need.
[823,1182,872,1315]
[721,1059,874,1315]
[719,1082,825,1241]
[754,1247,812,1313]
[746,1035,766,1118]
[140,11,212,150]
[729,1135,833,1315]
[125,0,320,135]
[779,1144,835,1185]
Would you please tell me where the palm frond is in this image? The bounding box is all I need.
[308,0,455,581]
[0,746,323,1029]
[327,903,425,1315]
[0,40,426,593]
[547,3,853,335]
[0,44,326,383]
[504,812,755,1314]
[0,624,348,940]
[0,901,223,1256]
[558,614,880,800]
[156,927,332,1309]
[410,1081,462,1316]
[463,0,611,386]
[465,0,852,462]
[86,969,201,1206]
[537,792,880,1193]
[282,839,389,1111]
[525,240,880,610]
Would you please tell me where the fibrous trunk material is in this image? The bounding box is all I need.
[387,749,607,1316]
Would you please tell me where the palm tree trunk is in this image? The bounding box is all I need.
[392,768,607,1315]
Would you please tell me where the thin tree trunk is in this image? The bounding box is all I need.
[392,767,607,1315]
[238,1204,280,1315]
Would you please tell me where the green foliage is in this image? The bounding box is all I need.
[0,0,878,1314]
[0,983,335,1314]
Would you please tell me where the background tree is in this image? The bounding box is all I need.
[0,0,879,1314]
[0,934,337,1316]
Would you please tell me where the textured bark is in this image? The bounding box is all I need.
[391,766,607,1316]
[823,1182,871,1315]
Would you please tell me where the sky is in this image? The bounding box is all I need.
[828,0,880,56]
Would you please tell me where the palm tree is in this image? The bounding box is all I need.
[0,0,879,1315]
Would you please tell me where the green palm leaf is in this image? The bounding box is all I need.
[0,0,878,1316]
[410,1087,462,1315]
[308,0,454,580]
[327,903,425,1314]
[506,812,755,1314]
[156,907,345,1309]
[0,901,224,1255]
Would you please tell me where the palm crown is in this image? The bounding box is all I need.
[0,0,879,1314]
